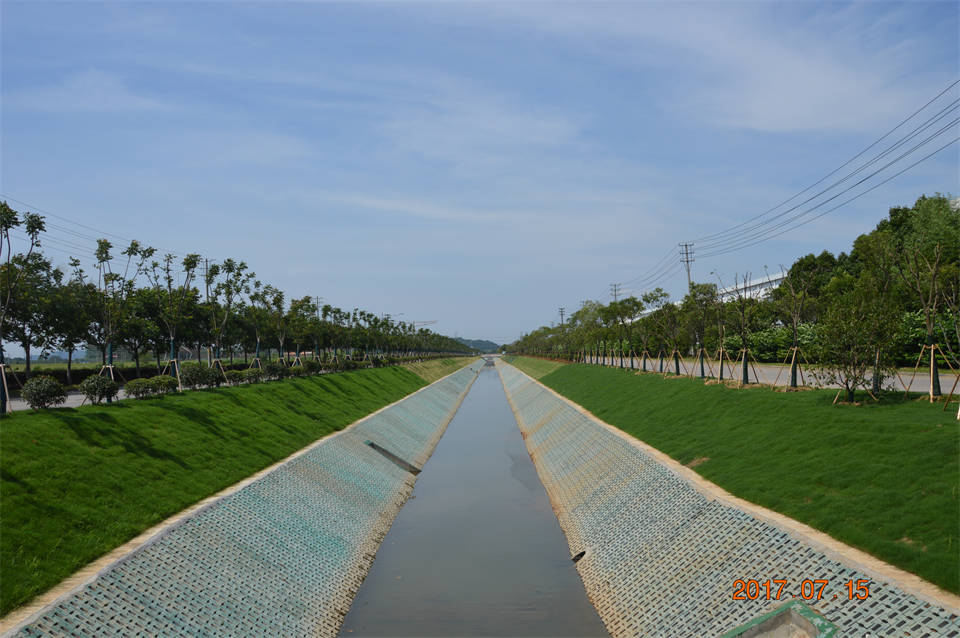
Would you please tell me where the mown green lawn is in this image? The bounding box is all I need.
[0,360,468,614]
[502,355,566,379]
[517,358,959,594]
[405,356,479,382]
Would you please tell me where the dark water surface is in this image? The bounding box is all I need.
[339,363,608,637]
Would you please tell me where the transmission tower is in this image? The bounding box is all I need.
[558,307,566,325]
[609,283,621,301]
[679,242,695,290]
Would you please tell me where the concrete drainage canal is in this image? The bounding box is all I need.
[8,356,959,637]
[339,358,607,637]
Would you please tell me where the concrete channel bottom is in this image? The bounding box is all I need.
[338,360,607,637]
[496,361,960,637]
[3,362,484,638]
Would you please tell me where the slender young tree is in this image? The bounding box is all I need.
[91,240,153,386]
[145,253,202,385]
[892,196,960,398]
[0,203,44,414]
[205,258,254,368]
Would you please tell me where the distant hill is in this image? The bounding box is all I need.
[456,338,500,353]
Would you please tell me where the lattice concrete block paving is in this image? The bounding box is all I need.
[7,362,482,638]
[497,361,960,638]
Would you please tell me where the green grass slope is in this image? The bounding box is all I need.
[403,356,477,383]
[525,360,959,594]
[0,365,444,614]
[502,355,566,379]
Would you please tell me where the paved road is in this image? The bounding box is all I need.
[583,354,954,395]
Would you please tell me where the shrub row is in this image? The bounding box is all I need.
[16,355,450,410]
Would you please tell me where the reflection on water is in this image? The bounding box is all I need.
[339,364,608,637]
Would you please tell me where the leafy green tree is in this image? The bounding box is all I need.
[119,287,162,378]
[0,202,45,413]
[681,283,717,377]
[641,288,671,370]
[286,296,316,363]
[890,195,960,397]
[817,271,899,403]
[53,267,96,384]
[86,239,153,377]
[145,253,202,383]
[205,259,255,363]
[1,254,62,376]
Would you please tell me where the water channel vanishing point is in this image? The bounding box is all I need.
[339,360,608,637]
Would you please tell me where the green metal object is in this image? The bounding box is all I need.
[106,342,114,404]
[169,340,178,380]
[0,342,7,416]
[718,602,836,638]
[929,335,942,396]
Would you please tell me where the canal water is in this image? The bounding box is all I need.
[339,362,608,637]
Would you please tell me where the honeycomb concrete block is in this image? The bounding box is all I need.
[497,362,960,638]
[8,362,482,638]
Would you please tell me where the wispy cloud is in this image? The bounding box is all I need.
[4,69,171,113]
[322,194,509,223]
[455,2,953,133]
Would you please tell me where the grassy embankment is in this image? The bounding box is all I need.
[506,356,959,594]
[501,355,566,379]
[0,357,475,615]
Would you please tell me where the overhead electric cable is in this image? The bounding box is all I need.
[0,193,186,257]
[696,100,960,249]
[699,117,960,254]
[698,135,960,258]
[692,78,959,244]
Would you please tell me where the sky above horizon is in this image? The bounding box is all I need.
[2,1,958,346]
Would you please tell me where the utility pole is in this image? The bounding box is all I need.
[679,242,695,290]
[558,307,565,325]
[609,283,621,302]
[203,258,212,366]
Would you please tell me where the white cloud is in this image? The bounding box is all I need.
[448,2,952,133]
[5,69,170,113]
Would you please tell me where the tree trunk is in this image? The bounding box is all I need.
[133,348,141,378]
[24,343,31,377]
[790,345,799,388]
[847,386,855,403]
[66,348,74,385]
[928,333,942,397]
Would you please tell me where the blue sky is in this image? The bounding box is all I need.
[2,1,957,345]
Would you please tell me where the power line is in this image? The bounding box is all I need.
[621,248,676,286]
[698,119,959,257]
[699,135,960,258]
[692,78,959,245]
[0,193,189,258]
[696,102,960,251]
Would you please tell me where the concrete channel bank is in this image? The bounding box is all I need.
[4,361,483,638]
[497,360,960,637]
